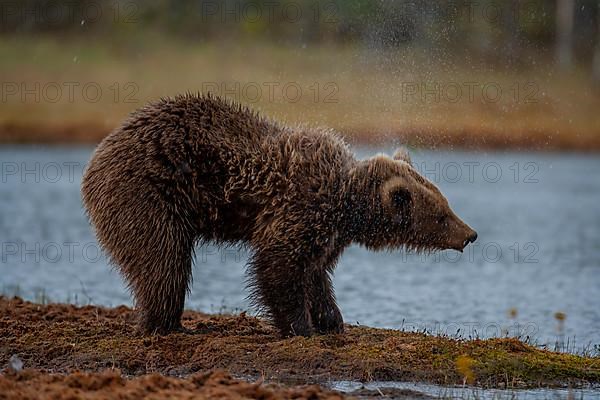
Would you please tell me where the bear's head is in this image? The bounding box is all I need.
[349,148,477,253]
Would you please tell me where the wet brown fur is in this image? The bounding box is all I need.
[81,93,476,336]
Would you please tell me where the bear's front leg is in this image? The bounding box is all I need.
[249,245,314,337]
[310,269,344,334]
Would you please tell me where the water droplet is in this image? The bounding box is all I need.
[8,354,23,372]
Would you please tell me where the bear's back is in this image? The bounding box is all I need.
[84,94,355,223]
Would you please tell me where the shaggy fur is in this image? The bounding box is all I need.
[81,93,477,336]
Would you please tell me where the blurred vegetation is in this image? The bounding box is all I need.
[2,0,599,67]
[1,0,600,149]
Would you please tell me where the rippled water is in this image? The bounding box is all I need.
[333,380,599,399]
[1,145,599,352]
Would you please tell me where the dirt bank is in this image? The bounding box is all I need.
[1,297,599,390]
[0,369,351,400]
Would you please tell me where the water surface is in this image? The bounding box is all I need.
[1,145,599,352]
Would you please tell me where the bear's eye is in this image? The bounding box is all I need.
[437,215,447,225]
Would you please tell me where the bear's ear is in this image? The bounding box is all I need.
[393,147,412,165]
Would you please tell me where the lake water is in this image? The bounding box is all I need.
[332,379,600,399]
[1,145,599,354]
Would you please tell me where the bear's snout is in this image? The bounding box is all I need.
[463,231,478,249]
[447,222,478,252]
[446,217,478,252]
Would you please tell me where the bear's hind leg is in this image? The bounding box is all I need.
[136,235,194,335]
[116,212,196,335]
[133,256,191,334]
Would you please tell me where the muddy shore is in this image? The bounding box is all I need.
[0,369,351,400]
[1,297,599,398]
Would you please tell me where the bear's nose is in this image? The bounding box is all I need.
[462,232,478,249]
[467,232,478,244]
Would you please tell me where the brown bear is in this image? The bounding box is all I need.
[81,93,477,337]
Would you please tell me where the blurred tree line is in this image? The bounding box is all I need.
[1,0,599,74]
